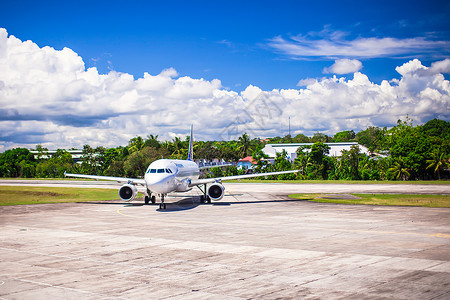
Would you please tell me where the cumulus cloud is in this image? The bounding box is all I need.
[323,59,363,74]
[0,28,449,151]
[267,28,450,59]
[430,58,450,74]
[0,28,244,149]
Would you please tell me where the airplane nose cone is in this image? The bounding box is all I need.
[145,174,174,194]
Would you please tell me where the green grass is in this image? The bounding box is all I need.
[0,186,123,206]
[2,185,449,208]
[289,193,450,208]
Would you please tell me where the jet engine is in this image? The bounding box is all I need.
[119,184,138,201]
[207,183,225,201]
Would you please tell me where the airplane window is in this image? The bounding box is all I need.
[150,169,156,173]
[166,169,172,173]
[157,169,165,173]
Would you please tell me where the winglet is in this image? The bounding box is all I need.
[187,124,194,161]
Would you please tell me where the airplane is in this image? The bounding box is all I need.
[65,126,299,209]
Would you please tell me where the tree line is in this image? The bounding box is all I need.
[0,117,448,181]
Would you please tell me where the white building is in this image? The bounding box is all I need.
[262,142,370,162]
[30,149,84,162]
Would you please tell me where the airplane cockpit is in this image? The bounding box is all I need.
[146,168,174,174]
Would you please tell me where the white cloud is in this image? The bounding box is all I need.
[430,58,450,74]
[0,28,449,150]
[297,78,317,87]
[241,85,262,100]
[267,29,450,59]
[323,59,363,74]
[395,58,428,76]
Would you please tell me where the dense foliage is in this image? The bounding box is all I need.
[0,118,449,181]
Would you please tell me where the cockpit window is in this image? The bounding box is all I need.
[147,168,173,174]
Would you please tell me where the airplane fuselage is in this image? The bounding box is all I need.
[144,159,200,194]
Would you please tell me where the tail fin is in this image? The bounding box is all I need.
[187,125,194,161]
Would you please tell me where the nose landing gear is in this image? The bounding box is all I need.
[159,194,167,210]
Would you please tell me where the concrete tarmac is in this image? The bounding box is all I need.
[0,182,449,299]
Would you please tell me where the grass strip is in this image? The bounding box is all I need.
[289,193,450,208]
[0,186,122,206]
[230,179,450,185]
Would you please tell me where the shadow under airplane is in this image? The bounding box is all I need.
[79,194,312,212]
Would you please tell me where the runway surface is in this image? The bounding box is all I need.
[0,181,449,299]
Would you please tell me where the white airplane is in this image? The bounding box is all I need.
[65,126,299,209]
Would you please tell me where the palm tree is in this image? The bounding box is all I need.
[128,136,144,154]
[145,134,160,148]
[388,158,410,181]
[426,150,449,180]
[294,146,308,176]
[237,133,251,158]
[171,136,187,159]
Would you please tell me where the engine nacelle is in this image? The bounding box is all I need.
[119,184,138,201]
[208,183,225,201]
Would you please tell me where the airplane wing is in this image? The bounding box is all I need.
[198,163,234,170]
[64,173,146,185]
[190,169,300,186]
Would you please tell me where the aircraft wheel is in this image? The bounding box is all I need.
[151,196,156,204]
[201,196,211,204]
[144,196,149,205]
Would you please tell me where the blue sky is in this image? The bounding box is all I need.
[0,0,449,149]
[2,0,448,90]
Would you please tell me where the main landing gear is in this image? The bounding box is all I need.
[144,189,156,205]
[197,184,211,204]
[200,195,211,204]
[144,195,156,205]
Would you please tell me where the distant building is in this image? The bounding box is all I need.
[30,149,84,163]
[262,142,370,163]
[195,159,232,168]
[237,156,257,170]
